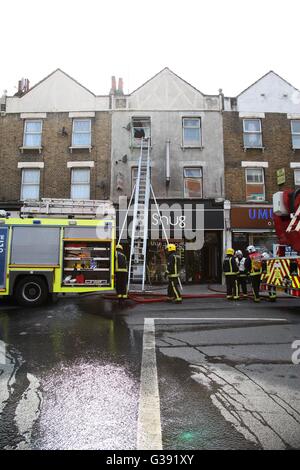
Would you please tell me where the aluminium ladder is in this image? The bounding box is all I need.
[128,138,151,291]
[117,138,170,292]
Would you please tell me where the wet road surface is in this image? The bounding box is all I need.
[0,294,300,450]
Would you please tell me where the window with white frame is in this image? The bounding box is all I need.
[20,169,40,200]
[184,167,203,198]
[182,118,201,147]
[243,119,263,148]
[291,120,300,149]
[245,168,265,201]
[23,120,42,147]
[71,168,90,199]
[131,117,151,146]
[72,119,91,147]
[294,169,300,186]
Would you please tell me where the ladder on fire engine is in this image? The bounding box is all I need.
[117,138,169,292]
[20,198,115,219]
[286,204,300,233]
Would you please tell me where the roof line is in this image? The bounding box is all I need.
[130,67,218,97]
[237,70,300,97]
[12,68,97,98]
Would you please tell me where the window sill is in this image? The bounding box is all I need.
[243,146,265,152]
[69,146,92,153]
[292,147,300,152]
[181,146,204,150]
[19,146,43,154]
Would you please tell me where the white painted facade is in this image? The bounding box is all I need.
[6,69,109,113]
[225,71,300,113]
[111,68,224,202]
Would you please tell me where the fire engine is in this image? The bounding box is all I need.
[0,199,115,306]
[261,189,300,297]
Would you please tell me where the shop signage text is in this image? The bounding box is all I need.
[231,206,274,229]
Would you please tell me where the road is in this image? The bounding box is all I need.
[0,293,300,450]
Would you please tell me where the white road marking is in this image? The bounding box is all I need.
[137,318,162,450]
[153,318,288,321]
[137,316,288,450]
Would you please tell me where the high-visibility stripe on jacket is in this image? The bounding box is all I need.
[223,255,239,275]
[245,253,262,276]
[115,251,128,273]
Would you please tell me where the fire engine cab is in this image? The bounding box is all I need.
[262,189,300,296]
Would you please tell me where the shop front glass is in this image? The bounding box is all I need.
[147,231,222,285]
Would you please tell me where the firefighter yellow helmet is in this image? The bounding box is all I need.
[226,248,235,256]
[116,244,123,250]
[167,243,176,252]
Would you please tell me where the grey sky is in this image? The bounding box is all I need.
[2,0,300,97]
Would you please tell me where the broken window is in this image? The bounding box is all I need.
[184,168,203,198]
[131,117,151,146]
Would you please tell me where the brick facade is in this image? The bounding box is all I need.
[0,112,111,207]
[223,112,300,204]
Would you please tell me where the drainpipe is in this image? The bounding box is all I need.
[166,140,170,185]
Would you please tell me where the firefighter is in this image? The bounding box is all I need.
[235,250,248,298]
[115,244,128,303]
[223,248,239,300]
[261,251,277,302]
[165,243,182,303]
[245,245,262,302]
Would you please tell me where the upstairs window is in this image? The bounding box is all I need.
[182,118,201,147]
[72,119,91,147]
[20,169,40,200]
[291,120,300,149]
[23,120,42,147]
[184,167,203,198]
[294,169,300,187]
[245,168,265,201]
[131,117,151,146]
[243,119,262,148]
[71,168,90,199]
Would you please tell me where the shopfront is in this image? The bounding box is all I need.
[116,198,224,284]
[231,205,277,255]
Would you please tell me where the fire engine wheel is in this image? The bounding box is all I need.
[15,276,48,307]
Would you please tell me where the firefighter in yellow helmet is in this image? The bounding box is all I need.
[115,244,128,303]
[223,248,239,300]
[165,243,182,303]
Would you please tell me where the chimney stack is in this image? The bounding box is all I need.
[17,78,30,96]
[110,76,116,94]
[117,77,124,95]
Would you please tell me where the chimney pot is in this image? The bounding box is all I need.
[118,77,124,94]
[110,76,116,94]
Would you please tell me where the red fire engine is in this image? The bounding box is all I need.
[262,189,300,296]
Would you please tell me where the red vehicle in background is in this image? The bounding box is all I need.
[261,189,300,296]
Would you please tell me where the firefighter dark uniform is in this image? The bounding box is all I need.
[223,248,239,300]
[115,244,128,301]
[166,244,182,303]
[245,245,262,302]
